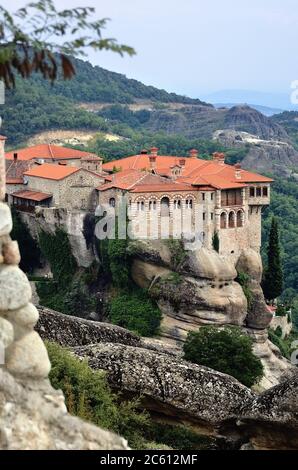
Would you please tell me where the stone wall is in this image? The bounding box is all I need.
[0,137,128,449]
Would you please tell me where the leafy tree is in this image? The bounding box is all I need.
[109,289,161,337]
[183,326,264,387]
[0,0,135,87]
[63,278,96,317]
[212,231,219,252]
[262,217,283,301]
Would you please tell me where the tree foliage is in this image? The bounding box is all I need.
[109,290,161,337]
[183,326,264,387]
[0,0,135,87]
[262,217,283,301]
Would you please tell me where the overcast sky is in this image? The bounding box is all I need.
[3,0,298,99]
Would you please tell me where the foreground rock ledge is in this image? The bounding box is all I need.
[74,342,255,429]
[73,343,298,449]
[0,368,128,450]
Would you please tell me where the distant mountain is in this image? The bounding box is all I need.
[213,103,283,117]
[202,89,297,112]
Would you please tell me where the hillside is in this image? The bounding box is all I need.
[271,111,298,148]
[2,57,209,147]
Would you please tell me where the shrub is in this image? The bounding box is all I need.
[275,304,287,317]
[46,341,150,449]
[109,289,161,336]
[274,325,283,338]
[236,271,253,309]
[183,326,264,387]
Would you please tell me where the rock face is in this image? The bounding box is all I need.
[0,139,128,450]
[214,129,298,176]
[129,239,292,389]
[36,306,141,348]
[0,367,128,450]
[239,370,298,450]
[74,342,254,431]
[73,341,298,449]
[20,208,94,268]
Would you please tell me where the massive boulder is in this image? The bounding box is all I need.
[74,342,254,434]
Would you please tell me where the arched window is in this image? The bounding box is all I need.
[237,210,243,227]
[186,198,193,209]
[149,200,156,210]
[109,197,115,207]
[161,196,170,216]
[137,201,145,211]
[228,211,235,228]
[220,212,227,229]
[174,199,181,209]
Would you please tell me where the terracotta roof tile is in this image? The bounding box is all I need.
[6,144,98,161]
[24,163,79,180]
[103,154,273,190]
[11,189,52,201]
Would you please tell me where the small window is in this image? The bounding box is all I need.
[256,187,262,197]
[203,212,206,221]
[250,187,255,197]
[202,193,205,201]
[210,212,214,220]
[174,199,181,209]
[109,197,116,207]
[263,187,268,197]
[186,199,193,209]
[137,201,145,211]
[149,200,156,210]
[211,193,214,201]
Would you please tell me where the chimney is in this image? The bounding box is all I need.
[149,155,157,171]
[189,149,198,158]
[234,162,242,179]
[13,152,18,162]
[179,158,186,166]
[213,152,225,165]
[150,147,158,156]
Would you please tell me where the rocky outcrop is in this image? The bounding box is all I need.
[0,367,128,450]
[238,370,298,450]
[73,342,298,449]
[20,208,94,268]
[74,342,254,432]
[129,239,292,388]
[36,306,141,348]
[214,129,298,176]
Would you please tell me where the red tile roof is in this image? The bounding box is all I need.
[11,189,52,202]
[102,154,273,190]
[24,163,110,182]
[24,163,79,180]
[6,144,98,161]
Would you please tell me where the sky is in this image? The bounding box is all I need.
[3,0,298,103]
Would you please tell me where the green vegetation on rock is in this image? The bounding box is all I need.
[10,209,41,273]
[183,326,264,387]
[47,341,214,450]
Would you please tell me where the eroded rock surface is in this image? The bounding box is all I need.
[0,368,128,450]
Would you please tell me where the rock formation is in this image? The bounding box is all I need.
[128,239,292,389]
[33,303,298,449]
[214,129,298,176]
[0,137,128,450]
